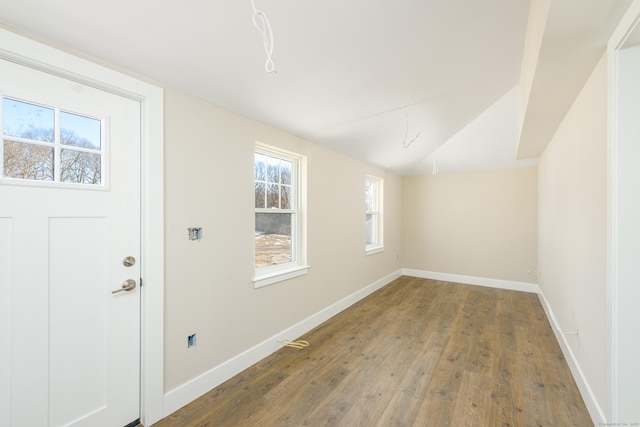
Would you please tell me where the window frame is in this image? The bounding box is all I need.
[365,175,384,255]
[253,143,308,288]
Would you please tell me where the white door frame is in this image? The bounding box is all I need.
[608,1,640,423]
[0,28,165,426]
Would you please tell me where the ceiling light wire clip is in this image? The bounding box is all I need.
[251,0,276,73]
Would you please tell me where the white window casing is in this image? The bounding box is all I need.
[253,142,309,287]
[365,175,384,255]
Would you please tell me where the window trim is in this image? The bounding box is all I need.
[253,142,308,287]
[365,175,384,255]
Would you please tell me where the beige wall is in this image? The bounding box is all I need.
[163,89,402,393]
[402,167,538,283]
[538,54,608,414]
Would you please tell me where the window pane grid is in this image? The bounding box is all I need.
[255,147,301,272]
[54,108,60,182]
[255,154,295,210]
[2,135,56,147]
[0,136,101,154]
[1,96,104,186]
[365,176,383,250]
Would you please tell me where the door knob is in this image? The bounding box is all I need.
[112,279,137,294]
[123,256,136,267]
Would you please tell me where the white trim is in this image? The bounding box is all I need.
[402,269,540,293]
[536,291,605,425]
[254,142,307,284]
[163,269,403,418]
[253,264,310,288]
[0,218,12,427]
[365,175,383,250]
[0,28,165,426]
[607,29,620,424]
[255,141,301,160]
[140,76,165,426]
[608,0,640,52]
[365,245,385,256]
[607,2,640,421]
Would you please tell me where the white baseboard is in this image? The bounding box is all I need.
[402,269,540,293]
[163,269,403,418]
[536,292,605,425]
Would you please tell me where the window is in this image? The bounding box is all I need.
[254,143,308,287]
[365,175,384,254]
[1,96,104,186]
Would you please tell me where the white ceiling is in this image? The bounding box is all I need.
[517,0,633,159]
[0,0,625,175]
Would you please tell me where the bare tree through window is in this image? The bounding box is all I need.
[255,150,296,268]
[2,97,102,185]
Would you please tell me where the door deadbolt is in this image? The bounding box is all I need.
[123,256,136,267]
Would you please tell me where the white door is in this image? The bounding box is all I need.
[0,58,141,426]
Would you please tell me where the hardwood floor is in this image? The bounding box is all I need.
[153,277,593,426]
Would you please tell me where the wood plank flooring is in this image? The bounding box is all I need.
[153,276,593,427]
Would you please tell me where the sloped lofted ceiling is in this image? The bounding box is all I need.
[517,0,633,159]
[0,0,630,175]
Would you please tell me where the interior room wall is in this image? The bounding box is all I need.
[163,88,403,394]
[537,53,608,416]
[402,167,538,284]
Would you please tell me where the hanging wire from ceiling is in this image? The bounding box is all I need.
[251,0,276,73]
[402,106,422,148]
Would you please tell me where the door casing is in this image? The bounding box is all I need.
[608,1,640,423]
[0,28,165,426]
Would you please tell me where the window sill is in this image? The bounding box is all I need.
[253,265,311,288]
[365,245,385,256]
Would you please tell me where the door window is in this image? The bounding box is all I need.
[2,97,104,186]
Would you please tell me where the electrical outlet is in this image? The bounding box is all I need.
[187,333,196,348]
